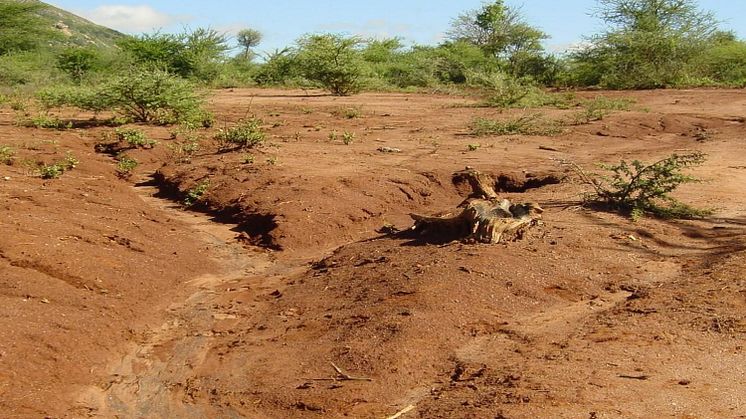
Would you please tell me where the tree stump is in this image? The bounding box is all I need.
[409,168,543,244]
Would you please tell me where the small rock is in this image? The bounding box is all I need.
[377,146,402,153]
[678,379,691,386]
[3,176,10,181]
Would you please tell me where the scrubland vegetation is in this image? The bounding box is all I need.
[0,0,744,104]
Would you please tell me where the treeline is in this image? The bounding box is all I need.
[1,0,745,96]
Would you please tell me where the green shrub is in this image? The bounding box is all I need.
[39,152,78,179]
[37,85,114,113]
[103,68,206,124]
[115,154,138,178]
[183,179,210,206]
[253,48,300,86]
[115,128,156,148]
[695,40,746,86]
[295,34,364,96]
[56,47,102,83]
[215,118,265,149]
[117,28,229,83]
[571,152,711,219]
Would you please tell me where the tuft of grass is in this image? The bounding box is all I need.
[215,118,265,149]
[467,143,481,151]
[342,131,355,145]
[0,145,15,165]
[333,106,362,119]
[472,114,563,137]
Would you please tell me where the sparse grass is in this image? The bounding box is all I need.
[328,130,338,142]
[183,179,210,206]
[24,114,71,129]
[567,108,608,125]
[115,154,138,178]
[215,118,265,149]
[115,128,156,149]
[472,114,563,136]
[169,138,201,163]
[333,106,362,119]
[0,145,14,165]
[266,156,278,165]
[39,152,78,179]
[582,96,635,111]
[242,154,255,164]
[467,143,481,151]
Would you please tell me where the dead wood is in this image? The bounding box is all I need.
[409,168,543,244]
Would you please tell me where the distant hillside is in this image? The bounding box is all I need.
[32,0,126,49]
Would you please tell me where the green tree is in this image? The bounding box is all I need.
[295,33,364,96]
[237,28,262,60]
[447,0,548,76]
[56,47,101,83]
[117,28,229,83]
[0,0,56,55]
[571,0,719,88]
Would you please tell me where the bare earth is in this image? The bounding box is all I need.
[0,88,744,418]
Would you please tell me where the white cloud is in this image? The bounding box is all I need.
[79,5,190,33]
[315,19,414,40]
[548,41,593,55]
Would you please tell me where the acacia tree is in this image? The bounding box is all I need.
[237,28,262,60]
[117,28,229,83]
[447,0,547,76]
[295,34,364,96]
[572,0,719,88]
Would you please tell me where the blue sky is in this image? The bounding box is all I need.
[47,0,746,54]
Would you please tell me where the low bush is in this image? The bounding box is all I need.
[115,154,138,178]
[183,179,210,206]
[570,152,711,219]
[215,118,265,149]
[115,128,156,149]
[36,68,210,126]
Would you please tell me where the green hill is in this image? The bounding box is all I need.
[32,0,126,49]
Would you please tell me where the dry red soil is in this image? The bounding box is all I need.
[0,88,745,418]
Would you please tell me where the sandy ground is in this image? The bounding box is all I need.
[0,88,744,418]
